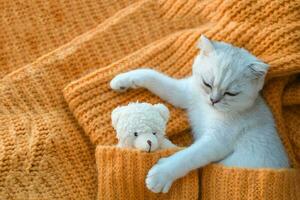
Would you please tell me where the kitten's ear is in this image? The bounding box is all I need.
[248,61,269,78]
[197,35,215,56]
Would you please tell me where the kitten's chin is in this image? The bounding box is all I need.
[212,101,256,114]
[210,101,248,113]
[211,104,233,113]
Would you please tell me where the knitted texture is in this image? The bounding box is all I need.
[96,146,198,200]
[201,164,300,200]
[0,0,299,199]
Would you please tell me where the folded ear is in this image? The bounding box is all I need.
[197,35,215,56]
[111,106,123,129]
[153,103,169,122]
[248,61,269,78]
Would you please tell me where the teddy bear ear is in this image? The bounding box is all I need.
[153,104,169,122]
[111,106,123,128]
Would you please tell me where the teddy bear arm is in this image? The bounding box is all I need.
[116,141,126,148]
[160,138,177,149]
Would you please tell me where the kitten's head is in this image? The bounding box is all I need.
[192,35,269,113]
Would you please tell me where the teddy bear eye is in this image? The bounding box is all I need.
[134,132,138,137]
[152,132,156,135]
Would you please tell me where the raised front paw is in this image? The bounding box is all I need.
[110,70,147,92]
[146,159,176,193]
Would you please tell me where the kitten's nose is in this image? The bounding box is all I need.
[147,140,152,146]
[210,97,221,105]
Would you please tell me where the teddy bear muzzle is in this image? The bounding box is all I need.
[134,134,159,152]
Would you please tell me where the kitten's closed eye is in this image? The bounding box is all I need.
[202,79,212,89]
[224,92,240,96]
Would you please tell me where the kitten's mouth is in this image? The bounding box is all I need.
[209,102,222,111]
[209,101,218,107]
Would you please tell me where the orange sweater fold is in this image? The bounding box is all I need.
[96,146,199,200]
[201,164,300,200]
[0,0,299,199]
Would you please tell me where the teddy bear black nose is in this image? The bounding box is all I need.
[147,140,152,146]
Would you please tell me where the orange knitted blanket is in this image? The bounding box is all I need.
[0,0,299,199]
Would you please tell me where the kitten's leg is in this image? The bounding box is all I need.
[146,132,236,193]
[110,69,191,109]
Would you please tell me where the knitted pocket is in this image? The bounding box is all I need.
[201,164,300,200]
[95,146,199,200]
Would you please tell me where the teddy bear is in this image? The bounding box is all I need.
[111,102,177,152]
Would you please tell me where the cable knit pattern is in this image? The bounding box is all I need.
[202,164,300,200]
[0,0,299,199]
[96,146,198,200]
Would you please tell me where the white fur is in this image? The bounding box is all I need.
[112,102,177,152]
[110,35,289,193]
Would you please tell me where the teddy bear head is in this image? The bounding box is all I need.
[111,102,170,152]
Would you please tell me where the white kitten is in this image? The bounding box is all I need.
[110,35,289,193]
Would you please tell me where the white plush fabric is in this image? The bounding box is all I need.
[112,102,176,152]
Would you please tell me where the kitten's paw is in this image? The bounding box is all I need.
[110,70,144,92]
[110,73,134,92]
[146,159,176,193]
